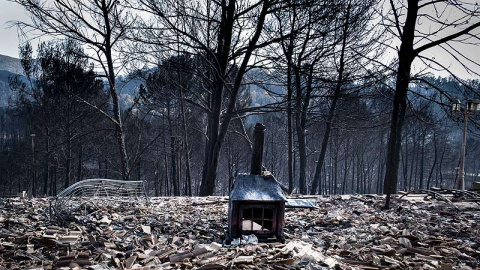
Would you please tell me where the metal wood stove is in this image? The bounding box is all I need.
[227,123,286,243]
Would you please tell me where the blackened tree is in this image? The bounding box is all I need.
[382,0,480,208]
[10,40,106,195]
[14,0,135,179]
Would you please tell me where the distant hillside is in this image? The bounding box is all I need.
[0,70,23,107]
[0,54,23,75]
[0,55,24,108]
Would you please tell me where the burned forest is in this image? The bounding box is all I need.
[0,0,480,269]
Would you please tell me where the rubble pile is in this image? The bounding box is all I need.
[0,195,479,269]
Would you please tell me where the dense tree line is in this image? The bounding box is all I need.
[1,0,479,198]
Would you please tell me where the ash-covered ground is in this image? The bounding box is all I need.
[0,194,479,269]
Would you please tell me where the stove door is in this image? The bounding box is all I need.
[239,203,278,235]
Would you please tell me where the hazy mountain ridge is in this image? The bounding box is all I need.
[0,54,144,109]
[0,54,24,108]
[0,54,467,111]
[0,54,24,75]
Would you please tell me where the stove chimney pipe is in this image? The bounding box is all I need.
[251,123,265,175]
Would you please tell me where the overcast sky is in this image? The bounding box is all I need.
[0,0,30,58]
[1,1,478,80]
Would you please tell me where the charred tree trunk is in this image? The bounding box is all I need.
[408,130,415,190]
[333,139,338,195]
[171,136,179,196]
[77,145,83,182]
[180,93,192,196]
[100,0,129,180]
[285,13,296,195]
[200,0,237,196]
[104,156,108,179]
[294,64,313,194]
[200,0,271,195]
[43,132,50,196]
[419,131,425,189]
[155,149,160,196]
[65,133,72,189]
[427,130,438,189]
[377,130,385,193]
[402,131,408,190]
[137,156,142,181]
[413,137,420,189]
[164,138,170,196]
[342,139,350,194]
[226,135,234,193]
[383,0,418,209]
[310,3,350,194]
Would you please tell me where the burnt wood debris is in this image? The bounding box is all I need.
[0,194,479,269]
